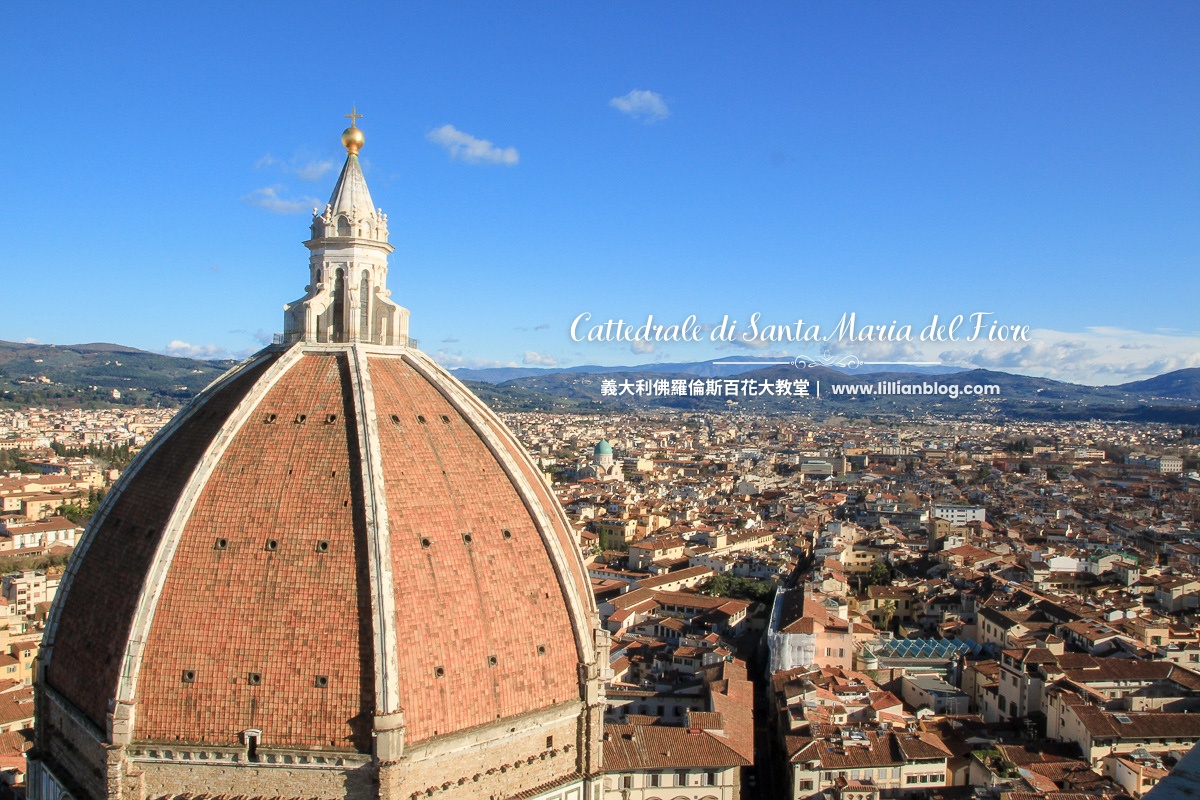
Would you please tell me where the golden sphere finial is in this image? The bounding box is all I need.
[342,106,364,154]
[342,126,365,154]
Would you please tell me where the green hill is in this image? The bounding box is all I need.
[0,341,236,409]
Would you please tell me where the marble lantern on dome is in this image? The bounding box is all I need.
[282,117,410,347]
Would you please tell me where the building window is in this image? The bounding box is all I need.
[621,776,633,789]
[243,729,261,761]
[702,770,716,785]
[677,770,689,786]
[649,773,661,787]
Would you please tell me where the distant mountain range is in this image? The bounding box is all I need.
[0,340,234,408]
[2,340,1198,423]
[459,362,1200,423]
[450,355,964,383]
[1110,368,1200,400]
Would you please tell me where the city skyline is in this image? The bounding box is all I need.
[3,3,1199,385]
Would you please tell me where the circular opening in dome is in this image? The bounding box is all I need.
[264,413,277,424]
[247,672,262,686]
[295,414,307,425]
[502,529,512,540]
[316,540,330,553]
[420,537,432,549]
[214,538,228,550]
[440,414,451,424]
[434,666,445,678]
[417,414,427,425]
[461,532,472,544]
[537,645,546,656]
[390,414,401,425]
[314,675,329,688]
[325,413,338,424]
[181,669,197,683]
[265,539,278,552]
[488,655,498,667]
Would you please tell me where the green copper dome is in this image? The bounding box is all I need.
[594,439,613,456]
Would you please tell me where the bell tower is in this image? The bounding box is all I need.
[283,109,411,345]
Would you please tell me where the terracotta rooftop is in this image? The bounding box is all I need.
[602,723,752,770]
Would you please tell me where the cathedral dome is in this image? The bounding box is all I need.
[593,440,612,456]
[33,117,605,800]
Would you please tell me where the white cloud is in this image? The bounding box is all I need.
[823,339,932,364]
[256,153,336,182]
[431,350,519,370]
[163,340,250,360]
[523,351,558,367]
[630,340,656,355]
[720,335,776,351]
[427,125,519,165]
[935,327,1200,385]
[610,89,669,122]
[241,186,320,215]
[293,160,336,181]
[229,328,274,346]
[704,325,1200,385]
[21,337,42,344]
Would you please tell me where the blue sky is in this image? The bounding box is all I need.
[3,2,1198,384]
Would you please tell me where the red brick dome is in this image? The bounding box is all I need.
[34,121,605,800]
[36,346,603,799]
[43,345,597,744]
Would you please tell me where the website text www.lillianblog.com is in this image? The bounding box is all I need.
[597,378,1000,399]
[828,380,1001,400]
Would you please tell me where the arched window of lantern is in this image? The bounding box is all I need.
[359,271,371,341]
[331,268,346,341]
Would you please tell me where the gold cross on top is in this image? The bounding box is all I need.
[345,107,363,128]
